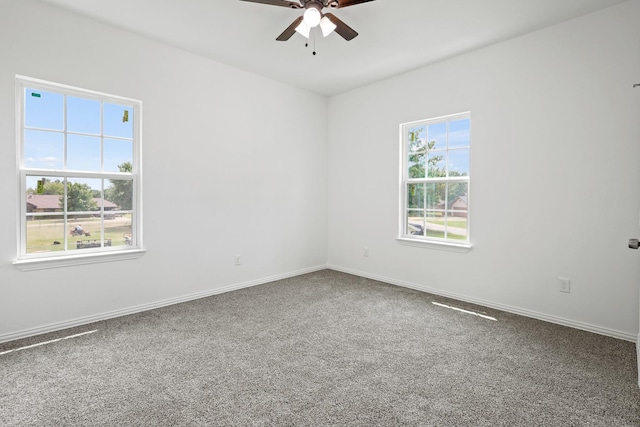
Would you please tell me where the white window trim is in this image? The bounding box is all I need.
[396,236,472,252]
[13,249,146,272]
[398,112,472,249]
[13,76,145,269]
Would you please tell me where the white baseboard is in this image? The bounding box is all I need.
[4,264,635,345]
[0,264,328,344]
[637,335,640,388]
[327,264,637,343]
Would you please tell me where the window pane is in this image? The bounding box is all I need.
[68,212,103,251]
[67,96,101,135]
[428,122,447,151]
[24,130,63,169]
[408,153,425,178]
[104,139,133,173]
[25,89,63,131]
[408,126,426,154]
[105,178,133,210]
[445,212,468,240]
[447,182,468,210]
[66,178,101,213]
[96,190,118,212]
[26,176,63,211]
[448,118,470,148]
[408,126,426,178]
[448,149,470,177]
[104,103,133,138]
[427,151,446,177]
[407,210,424,236]
[425,212,443,238]
[26,215,65,254]
[425,183,444,210]
[67,134,101,171]
[407,184,423,209]
[105,213,133,247]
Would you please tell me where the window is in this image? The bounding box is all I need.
[399,112,470,246]
[15,76,142,267]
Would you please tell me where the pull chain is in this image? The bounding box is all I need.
[312,30,317,56]
[303,28,318,56]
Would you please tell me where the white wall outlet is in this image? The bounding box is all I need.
[234,255,241,266]
[364,247,369,257]
[559,276,571,293]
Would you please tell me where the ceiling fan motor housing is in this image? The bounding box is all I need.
[296,0,339,9]
[305,1,325,10]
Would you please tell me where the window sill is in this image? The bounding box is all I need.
[396,237,472,253]
[13,249,146,271]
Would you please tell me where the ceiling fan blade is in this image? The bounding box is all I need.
[327,0,375,8]
[239,0,302,8]
[324,13,358,40]
[276,16,304,41]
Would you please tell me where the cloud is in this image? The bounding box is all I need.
[26,156,60,168]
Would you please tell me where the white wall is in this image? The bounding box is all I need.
[0,0,328,341]
[2,0,639,344]
[327,1,640,340]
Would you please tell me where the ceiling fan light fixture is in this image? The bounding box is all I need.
[295,20,311,38]
[320,16,337,37]
[303,7,322,27]
[243,0,370,43]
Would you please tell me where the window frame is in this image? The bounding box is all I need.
[398,112,471,249]
[14,76,144,270]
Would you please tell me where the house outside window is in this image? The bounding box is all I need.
[399,112,470,246]
[15,76,143,267]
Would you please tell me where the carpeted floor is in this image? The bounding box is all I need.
[1,269,639,426]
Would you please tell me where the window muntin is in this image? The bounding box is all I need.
[400,112,470,245]
[17,77,141,261]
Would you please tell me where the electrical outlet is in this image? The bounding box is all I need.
[364,247,369,257]
[234,255,241,266]
[559,277,571,293]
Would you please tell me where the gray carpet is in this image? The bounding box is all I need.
[1,270,639,426]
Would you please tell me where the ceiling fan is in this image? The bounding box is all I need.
[240,0,376,41]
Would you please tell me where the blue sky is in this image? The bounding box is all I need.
[24,88,134,179]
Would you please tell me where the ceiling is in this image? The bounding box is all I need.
[38,0,628,96]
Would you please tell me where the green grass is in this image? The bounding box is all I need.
[425,230,467,241]
[408,216,468,241]
[26,215,132,254]
[427,218,468,228]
